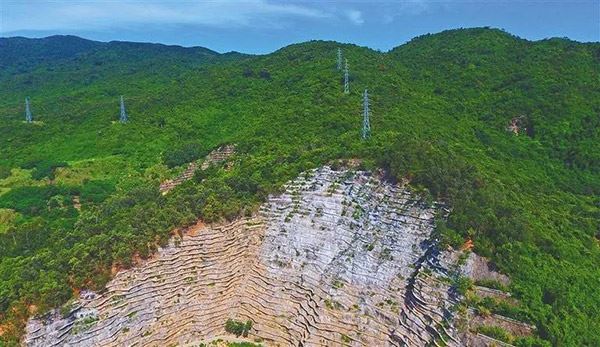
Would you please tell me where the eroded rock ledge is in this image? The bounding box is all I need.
[25,167,466,347]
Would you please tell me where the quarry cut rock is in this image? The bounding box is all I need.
[24,167,466,346]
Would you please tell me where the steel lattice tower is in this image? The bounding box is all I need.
[25,97,32,123]
[343,58,349,94]
[119,95,128,123]
[362,89,371,140]
[337,48,342,70]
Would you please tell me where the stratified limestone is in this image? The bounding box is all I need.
[461,253,510,287]
[25,167,463,347]
[159,144,236,194]
[200,144,235,170]
[159,162,198,193]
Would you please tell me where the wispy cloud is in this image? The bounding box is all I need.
[382,0,434,23]
[346,10,365,25]
[1,0,331,33]
[345,9,365,25]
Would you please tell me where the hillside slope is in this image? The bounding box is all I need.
[25,167,464,347]
[1,28,599,346]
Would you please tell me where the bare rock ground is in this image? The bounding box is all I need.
[25,167,471,347]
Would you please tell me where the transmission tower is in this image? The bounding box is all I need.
[119,95,128,123]
[362,89,371,140]
[336,48,342,70]
[25,97,32,123]
[343,58,349,94]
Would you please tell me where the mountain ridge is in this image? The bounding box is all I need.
[1,27,599,346]
[3,26,598,57]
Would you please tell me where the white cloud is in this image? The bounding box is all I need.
[345,9,364,25]
[382,0,433,23]
[1,0,331,33]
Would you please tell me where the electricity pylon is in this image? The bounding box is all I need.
[344,59,349,94]
[362,89,371,140]
[337,48,342,70]
[25,97,32,123]
[119,95,128,123]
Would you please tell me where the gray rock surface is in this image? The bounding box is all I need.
[25,167,464,347]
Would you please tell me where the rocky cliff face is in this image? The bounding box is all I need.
[24,167,466,346]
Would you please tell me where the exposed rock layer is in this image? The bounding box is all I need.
[25,167,463,347]
[159,144,236,193]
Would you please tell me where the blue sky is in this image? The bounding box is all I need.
[1,1,598,53]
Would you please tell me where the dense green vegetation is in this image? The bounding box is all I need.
[225,319,253,338]
[0,28,599,346]
[476,325,514,344]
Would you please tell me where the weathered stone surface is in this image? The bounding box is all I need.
[461,253,510,286]
[159,162,198,193]
[200,144,235,170]
[159,144,236,194]
[25,167,464,347]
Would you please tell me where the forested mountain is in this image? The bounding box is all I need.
[0,35,221,73]
[0,28,599,346]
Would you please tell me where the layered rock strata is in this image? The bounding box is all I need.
[159,144,236,194]
[159,162,198,193]
[25,167,463,347]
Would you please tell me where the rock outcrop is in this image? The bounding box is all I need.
[25,167,466,347]
[159,144,236,194]
[159,162,198,194]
